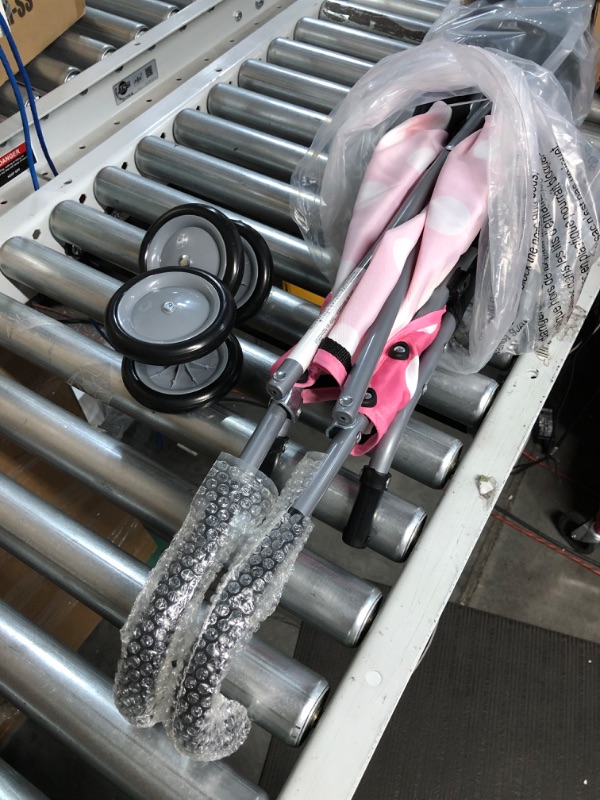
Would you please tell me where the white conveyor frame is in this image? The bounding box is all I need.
[0,0,597,796]
[0,0,292,209]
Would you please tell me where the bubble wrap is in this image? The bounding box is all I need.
[113,454,276,727]
[162,452,323,760]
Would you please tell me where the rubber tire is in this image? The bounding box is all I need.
[557,511,596,555]
[122,335,243,413]
[139,203,244,294]
[105,266,236,365]
[234,221,274,323]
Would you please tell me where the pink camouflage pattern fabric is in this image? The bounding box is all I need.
[274,103,491,454]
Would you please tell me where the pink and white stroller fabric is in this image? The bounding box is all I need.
[274,103,492,454]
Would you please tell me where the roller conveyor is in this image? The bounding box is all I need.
[74,7,150,46]
[294,16,411,60]
[173,112,306,180]
[87,0,180,28]
[0,0,597,208]
[44,31,116,72]
[0,0,299,207]
[0,473,330,746]
[0,0,598,796]
[0,758,49,800]
[0,600,266,800]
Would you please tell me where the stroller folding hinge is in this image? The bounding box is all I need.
[276,386,303,422]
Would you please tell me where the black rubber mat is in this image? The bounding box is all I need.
[261,602,600,799]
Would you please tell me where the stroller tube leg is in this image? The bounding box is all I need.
[371,313,458,475]
[342,255,478,549]
[333,247,418,427]
[293,415,369,517]
[342,313,458,551]
[240,401,290,468]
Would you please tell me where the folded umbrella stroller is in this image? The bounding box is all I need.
[276,102,490,454]
[112,96,492,761]
[110,0,600,764]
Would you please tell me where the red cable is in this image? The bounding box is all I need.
[491,511,600,578]
[520,450,596,495]
[521,451,539,463]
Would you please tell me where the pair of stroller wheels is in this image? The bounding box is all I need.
[105,205,273,412]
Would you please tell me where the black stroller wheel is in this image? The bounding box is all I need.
[557,512,596,555]
[121,335,243,413]
[233,222,274,323]
[105,267,236,365]
[139,204,244,294]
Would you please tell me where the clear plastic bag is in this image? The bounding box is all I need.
[160,453,323,761]
[113,453,276,727]
[426,0,599,125]
[291,36,600,371]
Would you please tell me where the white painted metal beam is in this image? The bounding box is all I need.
[0,0,294,208]
[279,274,600,799]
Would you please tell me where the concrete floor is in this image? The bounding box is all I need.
[455,314,600,645]
[1,314,600,797]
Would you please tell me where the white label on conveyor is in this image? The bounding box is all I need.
[113,60,158,105]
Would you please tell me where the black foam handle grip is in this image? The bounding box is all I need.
[342,466,391,549]
[447,263,476,324]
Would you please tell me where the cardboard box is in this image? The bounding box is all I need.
[0,0,85,86]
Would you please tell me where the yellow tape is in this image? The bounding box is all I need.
[281,281,324,306]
